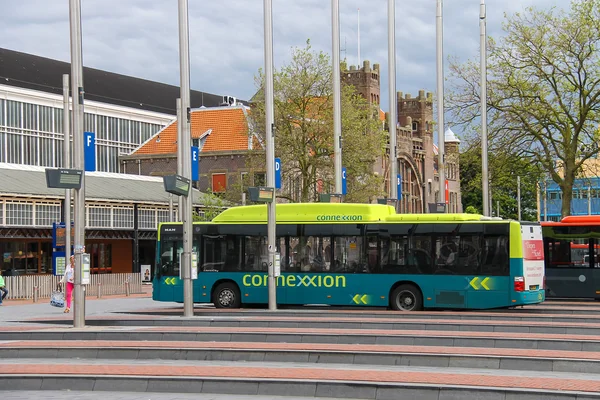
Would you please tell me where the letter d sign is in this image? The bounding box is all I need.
[275,158,281,189]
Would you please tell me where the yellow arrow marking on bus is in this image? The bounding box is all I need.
[164,277,177,285]
[469,277,480,290]
[481,277,491,291]
[352,294,369,305]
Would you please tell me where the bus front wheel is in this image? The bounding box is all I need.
[390,284,423,311]
[213,282,241,308]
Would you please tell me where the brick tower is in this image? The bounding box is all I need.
[341,60,380,105]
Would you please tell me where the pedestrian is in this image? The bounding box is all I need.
[60,255,75,313]
[0,268,7,305]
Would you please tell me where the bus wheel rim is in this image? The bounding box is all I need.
[219,289,235,307]
[397,290,415,311]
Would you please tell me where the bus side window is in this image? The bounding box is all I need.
[245,236,268,272]
[382,235,407,273]
[223,236,242,272]
[408,236,433,274]
[481,235,509,275]
[366,235,379,273]
[332,236,364,273]
[435,235,460,272]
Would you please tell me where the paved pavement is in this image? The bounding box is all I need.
[0,292,178,326]
[3,294,600,398]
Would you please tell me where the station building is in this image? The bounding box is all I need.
[0,47,231,275]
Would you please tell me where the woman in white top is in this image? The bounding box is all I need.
[60,255,75,313]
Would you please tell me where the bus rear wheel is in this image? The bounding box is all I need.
[391,284,423,311]
[213,282,241,309]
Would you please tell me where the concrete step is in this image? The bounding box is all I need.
[2,326,600,351]
[2,359,600,400]
[23,314,600,336]
[2,340,600,373]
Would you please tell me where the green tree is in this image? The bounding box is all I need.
[460,143,541,221]
[464,205,479,214]
[249,40,386,203]
[193,194,228,222]
[447,0,600,217]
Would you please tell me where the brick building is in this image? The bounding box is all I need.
[119,104,265,196]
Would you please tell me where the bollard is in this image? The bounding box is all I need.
[125,281,130,297]
[97,282,101,298]
[33,286,38,303]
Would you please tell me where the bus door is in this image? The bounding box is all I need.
[283,233,332,305]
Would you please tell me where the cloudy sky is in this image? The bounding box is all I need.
[1,0,564,121]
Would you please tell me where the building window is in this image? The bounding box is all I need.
[157,209,172,224]
[35,203,61,227]
[88,206,111,228]
[113,206,134,229]
[212,173,227,193]
[6,202,33,226]
[240,172,250,191]
[139,208,155,230]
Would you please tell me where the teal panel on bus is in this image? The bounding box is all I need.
[163,271,519,310]
[152,260,544,309]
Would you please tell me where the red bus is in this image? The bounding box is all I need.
[542,216,600,299]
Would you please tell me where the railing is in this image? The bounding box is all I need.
[3,273,143,300]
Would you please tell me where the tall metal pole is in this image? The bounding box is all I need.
[69,0,85,328]
[178,0,193,317]
[357,8,360,67]
[536,181,541,221]
[62,74,71,272]
[176,99,183,222]
[497,200,500,218]
[543,181,548,221]
[436,0,445,211]
[332,0,342,194]
[480,0,490,217]
[517,175,521,221]
[589,186,592,215]
[264,0,277,310]
[388,0,397,200]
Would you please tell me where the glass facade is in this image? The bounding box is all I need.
[0,241,53,275]
[0,98,166,172]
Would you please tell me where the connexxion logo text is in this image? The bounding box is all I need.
[243,274,347,288]
[315,214,363,222]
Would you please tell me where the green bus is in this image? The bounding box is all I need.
[152,203,545,311]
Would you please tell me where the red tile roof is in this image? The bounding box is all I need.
[132,106,251,155]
